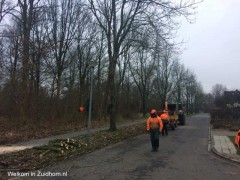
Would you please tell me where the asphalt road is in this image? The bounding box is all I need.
[27,113,239,180]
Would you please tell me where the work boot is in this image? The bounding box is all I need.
[152,148,157,152]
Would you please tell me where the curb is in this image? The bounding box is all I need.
[211,146,240,163]
[209,124,240,163]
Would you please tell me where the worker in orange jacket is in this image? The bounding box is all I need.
[147,109,163,152]
[235,129,240,148]
[160,110,170,136]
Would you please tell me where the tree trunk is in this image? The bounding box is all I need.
[108,56,117,131]
[18,0,35,119]
[142,93,147,117]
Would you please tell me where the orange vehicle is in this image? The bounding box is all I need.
[235,129,240,148]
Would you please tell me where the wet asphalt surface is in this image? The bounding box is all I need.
[25,114,239,180]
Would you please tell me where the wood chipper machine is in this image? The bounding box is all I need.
[163,101,186,128]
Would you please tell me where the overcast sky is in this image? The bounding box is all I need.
[177,0,240,93]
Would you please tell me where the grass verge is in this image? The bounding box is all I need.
[0,123,146,179]
[228,136,240,155]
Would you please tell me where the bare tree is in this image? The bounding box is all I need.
[89,0,143,130]
[89,0,199,130]
[183,69,197,113]
[129,30,156,116]
[156,45,177,104]
[211,83,227,107]
[193,83,204,113]
[170,60,186,104]
[0,0,15,23]
[43,0,81,116]
[211,84,227,99]
[11,0,41,118]
[0,0,207,134]
[0,22,22,119]
[74,9,98,109]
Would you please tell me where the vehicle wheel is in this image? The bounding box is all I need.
[171,124,175,130]
[174,122,177,128]
[182,117,186,125]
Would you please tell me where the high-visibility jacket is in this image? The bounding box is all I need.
[147,116,163,132]
[235,129,240,148]
[160,113,170,123]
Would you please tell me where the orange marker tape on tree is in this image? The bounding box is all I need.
[79,106,85,112]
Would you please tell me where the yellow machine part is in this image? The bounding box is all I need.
[170,113,178,121]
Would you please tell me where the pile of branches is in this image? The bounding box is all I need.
[33,138,83,158]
